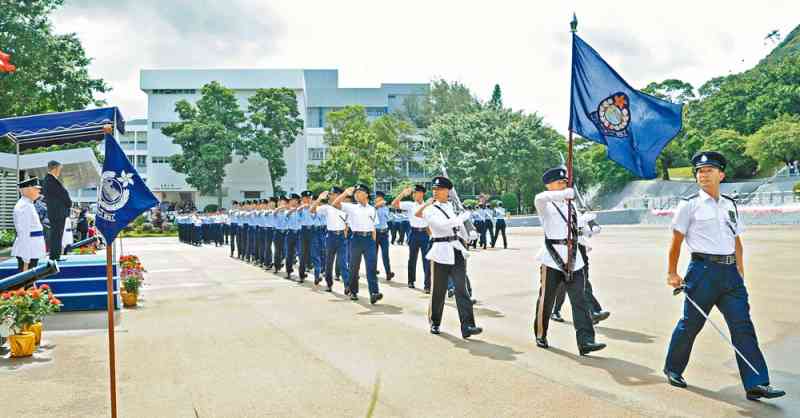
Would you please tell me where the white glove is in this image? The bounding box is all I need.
[564,188,575,200]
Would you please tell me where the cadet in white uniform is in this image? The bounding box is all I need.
[392,185,431,291]
[417,176,482,339]
[12,178,47,272]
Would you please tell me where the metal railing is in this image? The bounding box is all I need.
[621,191,800,210]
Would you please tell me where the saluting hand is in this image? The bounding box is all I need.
[425,197,435,206]
[402,187,413,197]
[344,186,355,196]
[318,191,329,200]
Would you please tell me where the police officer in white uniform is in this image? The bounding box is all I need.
[12,178,48,272]
[532,167,605,356]
[416,176,483,339]
[664,151,784,401]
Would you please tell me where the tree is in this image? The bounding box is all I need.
[307,106,412,188]
[576,143,635,195]
[0,0,108,120]
[489,84,503,108]
[398,79,479,129]
[246,88,304,192]
[746,114,800,168]
[702,129,757,179]
[162,81,248,207]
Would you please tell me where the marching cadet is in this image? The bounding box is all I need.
[664,151,784,401]
[222,208,230,245]
[312,186,350,292]
[373,191,395,280]
[388,207,398,244]
[491,202,509,249]
[392,185,432,292]
[310,196,327,285]
[332,184,383,304]
[482,203,495,247]
[395,206,408,245]
[230,201,239,258]
[273,196,289,273]
[239,201,250,260]
[283,194,302,281]
[297,191,315,281]
[532,167,606,356]
[263,198,276,270]
[476,203,488,249]
[12,178,47,272]
[415,176,482,339]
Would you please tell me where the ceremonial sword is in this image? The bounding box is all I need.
[673,285,760,375]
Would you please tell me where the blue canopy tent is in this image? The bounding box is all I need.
[0,107,125,185]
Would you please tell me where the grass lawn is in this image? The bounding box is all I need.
[667,166,694,179]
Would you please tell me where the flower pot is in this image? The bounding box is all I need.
[122,291,138,308]
[9,332,36,358]
[23,322,43,345]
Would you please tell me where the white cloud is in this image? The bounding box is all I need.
[53,0,799,134]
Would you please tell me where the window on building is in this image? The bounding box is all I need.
[127,155,135,164]
[136,155,147,169]
[243,191,261,199]
[151,156,171,164]
[151,89,197,95]
[366,107,387,117]
[136,139,148,150]
[152,122,174,130]
[308,148,326,161]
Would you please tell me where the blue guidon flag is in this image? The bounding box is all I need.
[569,33,683,179]
[95,134,158,243]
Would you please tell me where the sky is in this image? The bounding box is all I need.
[52,0,799,133]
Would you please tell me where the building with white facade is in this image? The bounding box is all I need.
[139,69,428,210]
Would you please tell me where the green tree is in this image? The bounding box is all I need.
[745,114,800,168]
[702,129,757,178]
[162,81,248,207]
[576,143,635,194]
[308,106,412,188]
[246,88,304,192]
[489,84,503,108]
[642,79,695,103]
[0,0,109,150]
[398,79,478,129]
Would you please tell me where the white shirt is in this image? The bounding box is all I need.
[422,202,471,265]
[534,189,585,272]
[494,207,507,219]
[315,204,348,231]
[671,189,743,255]
[339,202,378,232]
[11,197,47,262]
[399,201,429,228]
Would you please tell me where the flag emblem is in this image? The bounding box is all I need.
[99,170,134,212]
[589,92,630,138]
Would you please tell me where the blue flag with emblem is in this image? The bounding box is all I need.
[569,33,683,179]
[95,134,158,243]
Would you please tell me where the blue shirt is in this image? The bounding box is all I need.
[275,211,287,230]
[298,208,315,227]
[286,209,301,230]
[375,206,389,230]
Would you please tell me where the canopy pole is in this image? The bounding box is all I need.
[105,112,118,418]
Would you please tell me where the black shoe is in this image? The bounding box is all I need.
[314,277,321,285]
[430,325,440,335]
[370,293,383,304]
[551,312,565,322]
[579,342,607,356]
[335,276,341,281]
[470,298,478,305]
[387,272,395,281]
[746,385,785,401]
[447,289,454,298]
[424,288,431,294]
[325,285,333,292]
[462,326,483,339]
[536,337,549,349]
[663,369,687,388]
[408,283,415,289]
[592,311,611,324]
[350,293,358,301]
[344,288,351,296]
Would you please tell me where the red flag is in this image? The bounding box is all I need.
[0,50,16,73]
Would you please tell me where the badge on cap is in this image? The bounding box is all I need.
[701,154,708,163]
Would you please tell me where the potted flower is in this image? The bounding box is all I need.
[0,289,37,357]
[121,270,143,307]
[27,285,62,345]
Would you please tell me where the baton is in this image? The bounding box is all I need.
[673,285,759,375]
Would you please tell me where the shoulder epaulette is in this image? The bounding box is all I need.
[682,193,698,201]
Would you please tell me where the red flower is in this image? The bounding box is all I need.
[40,284,50,290]
[1,292,10,300]
[30,289,41,298]
[53,298,62,305]
[15,288,25,297]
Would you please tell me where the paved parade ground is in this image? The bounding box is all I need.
[2,225,798,417]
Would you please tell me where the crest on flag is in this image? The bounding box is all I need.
[99,170,135,213]
[588,92,630,138]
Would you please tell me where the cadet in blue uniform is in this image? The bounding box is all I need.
[263,197,276,270]
[283,194,302,281]
[312,186,350,292]
[490,202,508,248]
[332,184,383,304]
[392,185,431,292]
[664,151,785,401]
[373,191,394,280]
[310,197,327,285]
[273,196,288,273]
[297,191,315,281]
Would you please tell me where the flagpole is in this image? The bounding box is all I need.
[105,117,118,418]
[566,14,578,278]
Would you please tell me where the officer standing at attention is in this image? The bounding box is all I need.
[664,151,785,401]
[415,176,482,339]
[12,178,47,272]
[312,187,350,293]
[491,202,509,249]
[532,167,605,356]
[332,184,383,304]
[373,191,395,281]
[392,185,432,292]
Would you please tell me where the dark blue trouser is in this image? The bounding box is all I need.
[300,227,313,278]
[665,260,769,390]
[230,224,237,256]
[255,226,263,264]
[310,228,324,279]
[407,229,431,288]
[263,227,273,267]
[400,221,410,244]
[349,234,379,295]
[273,230,285,269]
[376,230,391,276]
[285,230,299,274]
[325,231,349,287]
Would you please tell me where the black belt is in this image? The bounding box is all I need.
[352,231,373,237]
[692,253,737,265]
[30,230,44,237]
[431,236,457,243]
[545,238,568,245]
[411,227,427,232]
[301,225,313,230]
[376,228,388,233]
[328,230,345,235]
[314,226,326,231]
